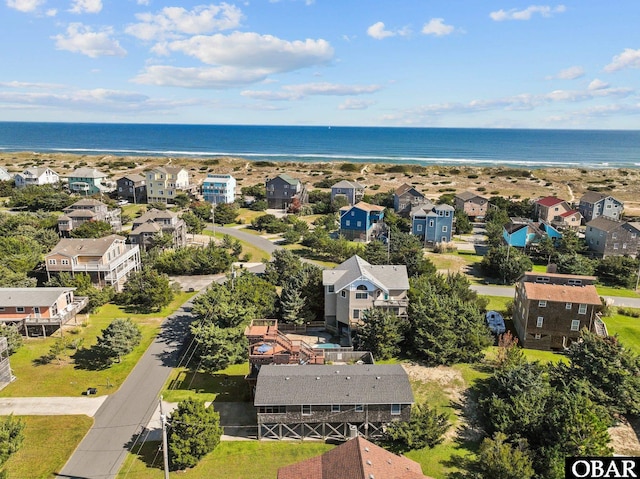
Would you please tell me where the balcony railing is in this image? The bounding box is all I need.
[2,296,89,326]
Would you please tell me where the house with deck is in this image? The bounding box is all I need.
[0,287,88,337]
[339,202,385,242]
[66,167,110,195]
[57,199,122,236]
[410,203,454,244]
[512,272,605,350]
[254,363,414,440]
[127,209,186,250]
[116,174,147,204]
[585,217,640,257]
[454,191,488,220]
[14,167,59,188]
[146,166,192,204]
[394,184,427,216]
[579,191,624,223]
[265,174,308,210]
[331,180,365,206]
[323,255,409,339]
[503,218,562,248]
[202,174,236,204]
[45,235,141,292]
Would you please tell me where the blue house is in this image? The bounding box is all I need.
[503,218,562,248]
[339,202,385,242]
[202,174,236,204]
[410,203,454,244]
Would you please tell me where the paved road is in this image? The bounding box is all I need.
[57,296,199,479]
[210,226,280,256]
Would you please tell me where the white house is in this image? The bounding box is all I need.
[14,167,59,188]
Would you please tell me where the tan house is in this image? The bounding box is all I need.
[0,287,88,337]
[323,255,409,341]
[145,166,191,204]
[127,209,187,250]
[454,191,488,219]
[512,272,605,351]
[45,235,141,292]
[58,199,122,236]
[534,196,572,223]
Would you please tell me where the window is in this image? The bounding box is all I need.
[578,304,587,315]
[328,285,334,293]
[48,259,57,265]
[353,309,360,319]
[567,279,582,286]
[258,406,286,414]
[355,404,364,412]
[537,317,544,328]
[355,292,368,299]
[566,302,572,310]
[429,220,434,227]
[442,226,448,232]
[331,405,341,413]
[345,220,350,226]
[16,307,25,313]
[302,405,311,416]
[538,300,547,307]
[391,404,401,415]
[535,334,541,339]
[416,224,423,232]
[536,277,550,283]
[341,290,346,298]
[571,320,580,331]
[356,221,362,227]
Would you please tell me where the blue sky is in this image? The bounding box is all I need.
[1,1,639,128]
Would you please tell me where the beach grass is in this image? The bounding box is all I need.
[0,293,193,397]
[2,415,93,479]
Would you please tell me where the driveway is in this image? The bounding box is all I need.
[0,396,106,416]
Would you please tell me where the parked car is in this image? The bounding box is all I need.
[486,311,506,335]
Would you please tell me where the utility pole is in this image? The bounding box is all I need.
[160,397,170,479]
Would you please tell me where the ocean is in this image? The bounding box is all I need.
[1,122,639,169]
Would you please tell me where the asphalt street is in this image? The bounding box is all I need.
[56,295,199,479]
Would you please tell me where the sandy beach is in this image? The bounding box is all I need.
[3,151,639,216]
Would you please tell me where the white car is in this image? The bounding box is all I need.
[117,199,129,206]
[486,311,506,335]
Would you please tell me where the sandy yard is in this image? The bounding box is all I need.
[3,152,640,215]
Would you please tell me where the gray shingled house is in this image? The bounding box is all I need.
[265,173,308,210]
[585,216,640,257]
[254,363,414,440]
[323,255,409,341]
[579,191,624,223]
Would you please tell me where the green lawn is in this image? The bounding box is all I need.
[595,285,640,298]
[2,415,93,479]
[0,293,193,397]
[202,230,271,262]
[162,363,250,403]
[603,309,640,353]
[482,295,511,313]
[282,244,339,268]
[117,441,333,479]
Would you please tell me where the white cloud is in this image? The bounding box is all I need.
[588,79,609,91]
[165,32,333,72]
[126,4,243,41]
[6,0,45,13]
[490,5,566,21]
[554,66,585,80]
[604,48,640,72]
[339,99,375,110]
[69,0,103,14]
[367,22,394,40]
[52,23,127,58]
[46,8,57,16]
[242,82,381,100]
[137,0,150,4]
[421,18,454,37]
[366,22,410,40]
[132,65,271,88]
